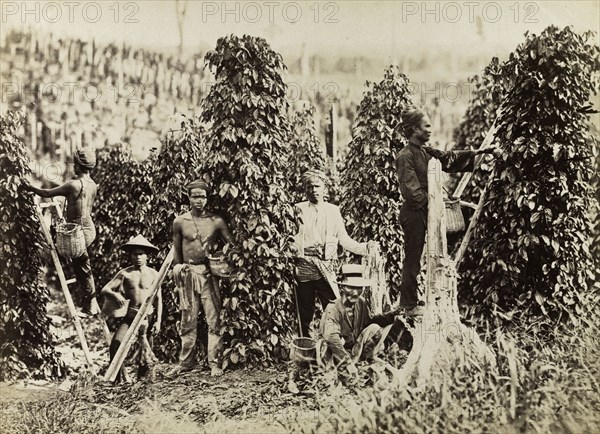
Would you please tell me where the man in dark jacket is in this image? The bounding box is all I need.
[395,109,499,315]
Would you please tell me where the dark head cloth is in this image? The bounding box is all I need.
[401,109,427,138]
[186,179,209,193]
[74,147,96,169]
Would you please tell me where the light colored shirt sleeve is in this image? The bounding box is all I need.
[333,207,368,256]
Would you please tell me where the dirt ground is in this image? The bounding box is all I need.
[0,362,326,433]
[0,289,366,433]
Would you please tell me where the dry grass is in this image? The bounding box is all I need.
[2,320,598,434]
[297,319,600,434]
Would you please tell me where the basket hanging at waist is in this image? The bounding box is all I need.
[56,222,86,258]
[207,256,231,278]
[444,199,465,233]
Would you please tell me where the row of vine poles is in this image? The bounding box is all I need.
[4,26,599,377]
[90,36,335,367]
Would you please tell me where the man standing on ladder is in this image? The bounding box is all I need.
[395,109,500,316]
[24,147,99,316]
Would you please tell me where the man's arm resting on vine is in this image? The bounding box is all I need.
[24,180,75,198]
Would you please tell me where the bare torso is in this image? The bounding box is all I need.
[175,212,223,263]
[120,266,158,307]
[66,175,97,222]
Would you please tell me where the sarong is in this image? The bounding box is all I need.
[174,264,222,369]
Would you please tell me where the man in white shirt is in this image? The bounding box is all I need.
[293,169,373,337]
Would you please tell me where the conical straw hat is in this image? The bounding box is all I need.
[120,234,158,252]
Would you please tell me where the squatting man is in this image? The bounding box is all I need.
[319,265,401,374]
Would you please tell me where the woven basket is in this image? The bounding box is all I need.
[290,337,317,366]
[207,256,231,278]
[56,222,86,258]
[445,199,465,233]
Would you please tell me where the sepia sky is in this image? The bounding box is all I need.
[1,1,598,60]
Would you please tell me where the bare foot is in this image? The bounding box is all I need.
[165,365,193,378]
[210,367,223,377]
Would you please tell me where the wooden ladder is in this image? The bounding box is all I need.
[451,116,503,266]
[35,199,112,368]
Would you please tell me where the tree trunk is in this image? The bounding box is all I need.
[394,158,496,389]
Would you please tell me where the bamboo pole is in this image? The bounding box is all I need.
[35,203,94,367]
[104,247,174,382]
[452,122,497,199]
[459,200,478,210]
[452,110,505,265]
[326,103,337,160]
[293,284,303,337]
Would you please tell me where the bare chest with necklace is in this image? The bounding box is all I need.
[182,213,217,246]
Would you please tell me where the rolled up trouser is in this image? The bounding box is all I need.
[71,249,95,299]
[176,264,222,369]
[69,216,96,302]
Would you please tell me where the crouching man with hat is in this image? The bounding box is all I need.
[101,234,162,383]
[318,265,401,375]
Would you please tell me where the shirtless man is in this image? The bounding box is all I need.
[24,147,98,315]
[101,235,162,383]
[170,179,233,377]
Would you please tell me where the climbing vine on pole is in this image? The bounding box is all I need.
[200,35,298,367]
[340,65,414,301]
[458,26,600,329]
[0,110,64,380]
